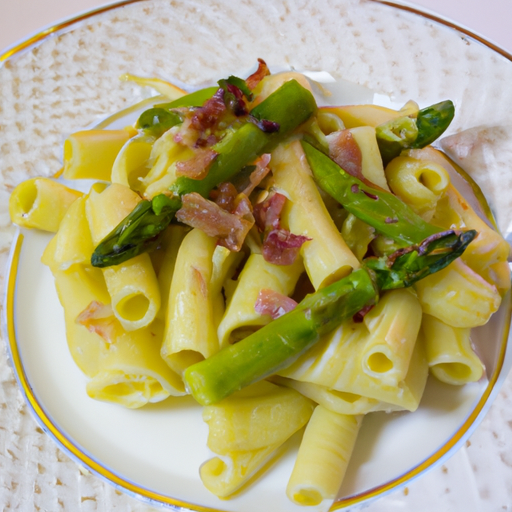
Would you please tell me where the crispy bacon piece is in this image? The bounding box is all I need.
[253,192,287,231]
[327,130,364,181]
[224,83,249,116]
[246,58,271,91]
[255,288,298,319]
[213,182,238,212]
[253,192,311,265]
[190,88,226,131]
[263,228,310,266]
[176,192,254,252]
[233,194,253,220]
[76,301,120,344]
[353,304,375,323]
[240,153,272,196]
[175,147,218,180]
[248,116,280,133]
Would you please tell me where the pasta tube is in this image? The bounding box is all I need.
[50,195,94,270]
[217,253,304,346]
[210,245,244,327]
[279,322,428,412]
[153,225,189,321]
[414,258,501,328]
[86,318,186,408]
[349,126,389,191]
[361,289,422,386]
[161,228,220,375]
[433,184,511,294]
[42,203,184,402]
[200,381,314,498]
[9,177,82,232]
[402,147,510,293]
[271,140,360,289]
[271,376,403,414]
[43,239,110,377]
[422,314,484,385]
[385,156,450,221]
[140,129,194,198]
[320,100,418,129]
[63,129,131,180]
[111,133,154,190]
[287,406,363,506]
[86,183,161,331]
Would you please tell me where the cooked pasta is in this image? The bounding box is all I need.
[200,381,314,497]
[63,129,132,181]
[385,155,450,221]
[287,406,362,506]
[217,252,303,346]
[422,314,484,385]
[349,126,389,190]
[160,228,220,375]
[9,177,83,232]
[414,258,502,328]
[271,140,360,289]
[86,183,161,331]
[10,63,511,506]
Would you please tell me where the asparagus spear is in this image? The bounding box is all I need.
[184,268,378,406]
[302,140,441,246]
[376,100,455,165]
[91,80,317,268]
[184,229,476,405]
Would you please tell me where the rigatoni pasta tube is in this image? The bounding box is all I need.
[422,314,484,385]
[287,406,362,506]
[111,134,154,190]
[433,184,511,294]
[51,195,94,270]
[361,288,422,386]
[319,100,418,129]
[349,126,389,191]
[200,381,314,498]
[140,129,194,199]
[217,253,303,346]
[86,183,161,331]
[278,322,428,411]
[414,258,501,328]
[404,147,510,293]
[271,140,359,289]
[63,129,131,180]
[210,245,244,327]
[42,236,109,377]
[86,318,186,408]
[9,177,82,232]
[161,228,220,375]
[42,205,185,403]
[271,376,403,415]
[153,225,189,321]
[385,155,450,221]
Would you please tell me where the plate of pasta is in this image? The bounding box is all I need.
[2,1,512,511]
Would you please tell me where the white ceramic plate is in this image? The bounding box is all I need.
[2,1,512,511]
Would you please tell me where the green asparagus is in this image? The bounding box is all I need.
[184,268,378,405]
[302,140,441,246]
[183,229,476,405]
[91,79,317,268]
[376,100,455,165]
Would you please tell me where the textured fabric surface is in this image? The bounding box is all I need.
[1,1,511,510]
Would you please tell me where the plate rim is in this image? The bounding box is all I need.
[4,210,511,512]
[1,1,512,510]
